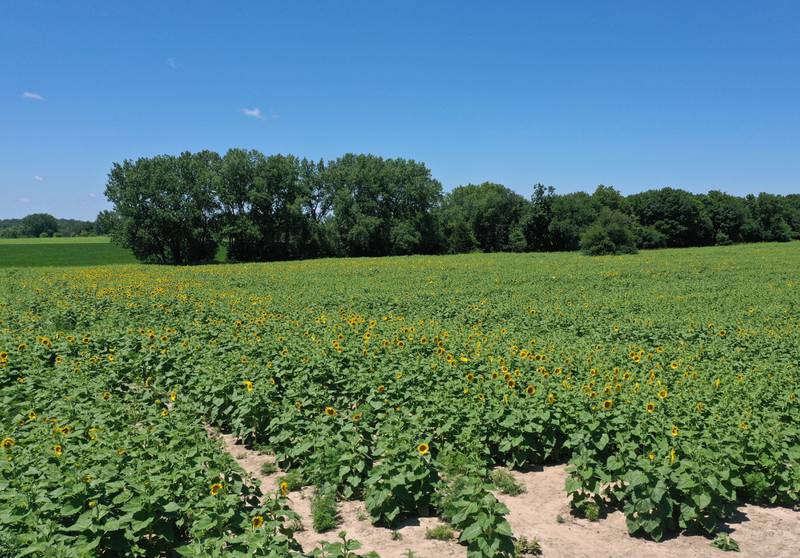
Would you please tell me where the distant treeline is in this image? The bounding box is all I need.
[101,150,800,263]
[0,215,98,238]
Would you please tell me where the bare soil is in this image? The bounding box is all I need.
[214,431,800,558]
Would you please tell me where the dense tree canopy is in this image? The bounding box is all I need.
[98,149,800,263]
[0,215,96,238]
[439,183,526,253]
[104,152,220,264]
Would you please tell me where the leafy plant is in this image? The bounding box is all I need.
[425,524,455,540]
[711,533,740,552]
[490,468,526,496]
[514,535,543,556]
[312,485,341,533]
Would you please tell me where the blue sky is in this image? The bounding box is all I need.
[2,1,798,220]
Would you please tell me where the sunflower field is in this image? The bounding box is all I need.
[1,243,799,556]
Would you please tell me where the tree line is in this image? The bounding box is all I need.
[100,149,800,263]
[0,215,98,238]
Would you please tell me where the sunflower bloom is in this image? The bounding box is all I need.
[324,406,336,417]
[252,515,265,529]
[210,483,223,496]
[417,442,430,456]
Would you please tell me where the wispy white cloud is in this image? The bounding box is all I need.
[166,57,177,69]
[242,107,263,119]
[34,175,44,182]
[88,192,97,198]
[22,91,45,101]
[269,112,280,120]
[19,197,31,203]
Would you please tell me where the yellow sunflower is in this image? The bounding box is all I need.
[525,385,536,396]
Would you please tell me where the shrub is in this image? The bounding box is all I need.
[489,468,526,496]
[311,485,340,532]
[580,209,638,255]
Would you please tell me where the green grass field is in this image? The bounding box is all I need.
[0,237,137,267]
[0,237,229,268]
[0,236,114,244]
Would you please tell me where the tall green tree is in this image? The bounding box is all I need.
[21,213,58,237]
[104,152,220,264]
[700,190,751,244]
[519,184,556,251]
[626,188,714,247]
[580,209,639,255]
[547,192,599,251]
[324,154,443,256]
[744,193,793,242]
[440,183,527,253]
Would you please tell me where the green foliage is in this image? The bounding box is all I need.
[580,209,638,256]
[105,152,221,264]
[583,502,600,521]
[489,469,526,496]
[2,243,800,554]
[425,524,455,540]
[711,533,740,552]
[311,531,367,558]
[437,475,515,558]
[324,153,444,257]
[627,187,715,247]
[0,216,96,239]
[0,237,136,268]
[278,470,304,492]
[311,485,341,533]
[99,147,800,263]
[260,460,278,475]
[514,535,542,556]
[364,438,438,525]
[440,182,527,252]
[20,213,59,237]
